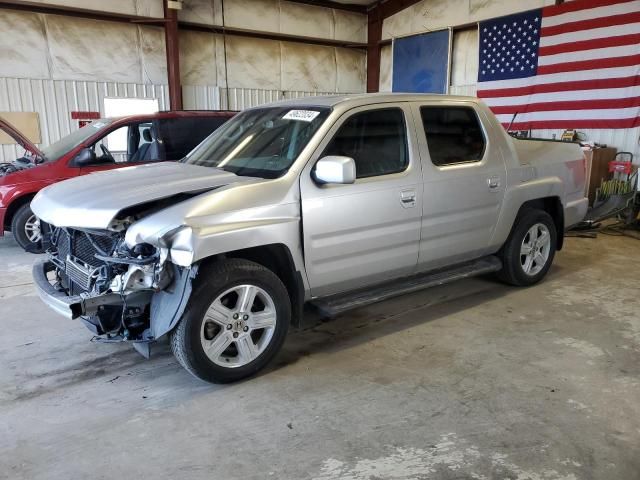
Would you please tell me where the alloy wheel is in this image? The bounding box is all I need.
[200,284,277,368]
[520,222,551,276]
[24,214,42,243]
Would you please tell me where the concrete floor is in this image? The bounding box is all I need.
[0,232,639,480]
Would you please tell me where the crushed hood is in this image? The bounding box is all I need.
[31,162,256,229]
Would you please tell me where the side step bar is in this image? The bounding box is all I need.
[310,256,502,317]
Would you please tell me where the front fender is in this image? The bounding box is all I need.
[126,202,307,286]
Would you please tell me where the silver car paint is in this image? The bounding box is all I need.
[299,102,424,297]
[31,162,252,230]
[32,93,588,305]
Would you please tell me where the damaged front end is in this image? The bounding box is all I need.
[33,225,197,357]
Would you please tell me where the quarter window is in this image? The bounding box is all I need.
[420,106,485,166]
[322,108,408,179]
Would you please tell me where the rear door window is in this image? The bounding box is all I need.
[420,106,485,166]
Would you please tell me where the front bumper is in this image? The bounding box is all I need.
[33,260,125,319]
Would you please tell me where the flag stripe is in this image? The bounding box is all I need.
[495,106,640,123]
[479,65,638,91]
[542,0,635,18]
[539,22,640,47]
[541,0,640,27]
[478,74,640,98]
[482,85,640,107]
[541,11,640,37]
[538,32,640,56]
[537,53,640,75]
[490,96,640,115]
[505,118,640,129]
[538,44,640,66]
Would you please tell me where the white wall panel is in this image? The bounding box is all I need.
[226,36,281,90]
[0,77,168,162]
[334,10,367,44]
[383,0,556,40]
[224,0,280,32]
[179,31,219,86]
[281,2,335,39]
[0,10,166,85]
[26,0,163,17]
[336,48,366,93]
[139,26,168,85]
[179,32,365,93]
[450,29,478,88]
[179,0,222,25]
[0,11,49,80]
[448,84,477,97]
[46,16,142,83]
[187,0,367,43]
[379,44,392,92]
[281,42,337,92]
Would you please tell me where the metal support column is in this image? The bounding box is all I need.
[164,1,182,110]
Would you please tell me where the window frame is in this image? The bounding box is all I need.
[319,106,410,180]
[419,105,487,168]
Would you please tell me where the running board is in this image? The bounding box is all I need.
[310,256,502,317]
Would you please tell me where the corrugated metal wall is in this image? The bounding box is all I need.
[1,79,342,163]
[183,86,336,111]
[0,77,169,162]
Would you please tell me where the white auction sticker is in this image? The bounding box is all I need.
[282,110,320,122]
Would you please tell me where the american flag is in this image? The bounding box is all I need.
[477,0,640,130]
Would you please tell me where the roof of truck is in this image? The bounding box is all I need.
[259,93,480,110]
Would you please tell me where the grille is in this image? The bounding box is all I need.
[65,256,99,292]
[52,228,120,294]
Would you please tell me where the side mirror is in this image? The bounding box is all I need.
[314,156,356,184]
[72,147,96,166]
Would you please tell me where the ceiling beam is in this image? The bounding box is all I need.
[180,21,367,49]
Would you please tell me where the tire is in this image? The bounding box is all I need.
[170,258,290,383]
[498,209,557,286]
[11,202,46,253]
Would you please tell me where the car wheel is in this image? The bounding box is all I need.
[170,259,290,383]
[498,209,557,286]
[11,203,46,253]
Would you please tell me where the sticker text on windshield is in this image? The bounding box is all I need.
[282,110,320,122]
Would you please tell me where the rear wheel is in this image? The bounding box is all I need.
[170,259,290,383]
[11,202,46,253]
[498,209,557,286]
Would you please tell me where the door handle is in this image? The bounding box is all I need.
[400,190,416,208]
[487,175,501,190]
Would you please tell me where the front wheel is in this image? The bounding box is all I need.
[498,209,557,286]
[11,202,47,253]
[170,259,290,383]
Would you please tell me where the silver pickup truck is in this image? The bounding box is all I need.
[31,94,588,383]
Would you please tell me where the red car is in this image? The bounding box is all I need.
[0,110,235,252]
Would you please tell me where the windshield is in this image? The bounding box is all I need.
[40,119,114,162]
[184,106,330,178]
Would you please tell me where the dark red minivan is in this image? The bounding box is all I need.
[0,110,235,252]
